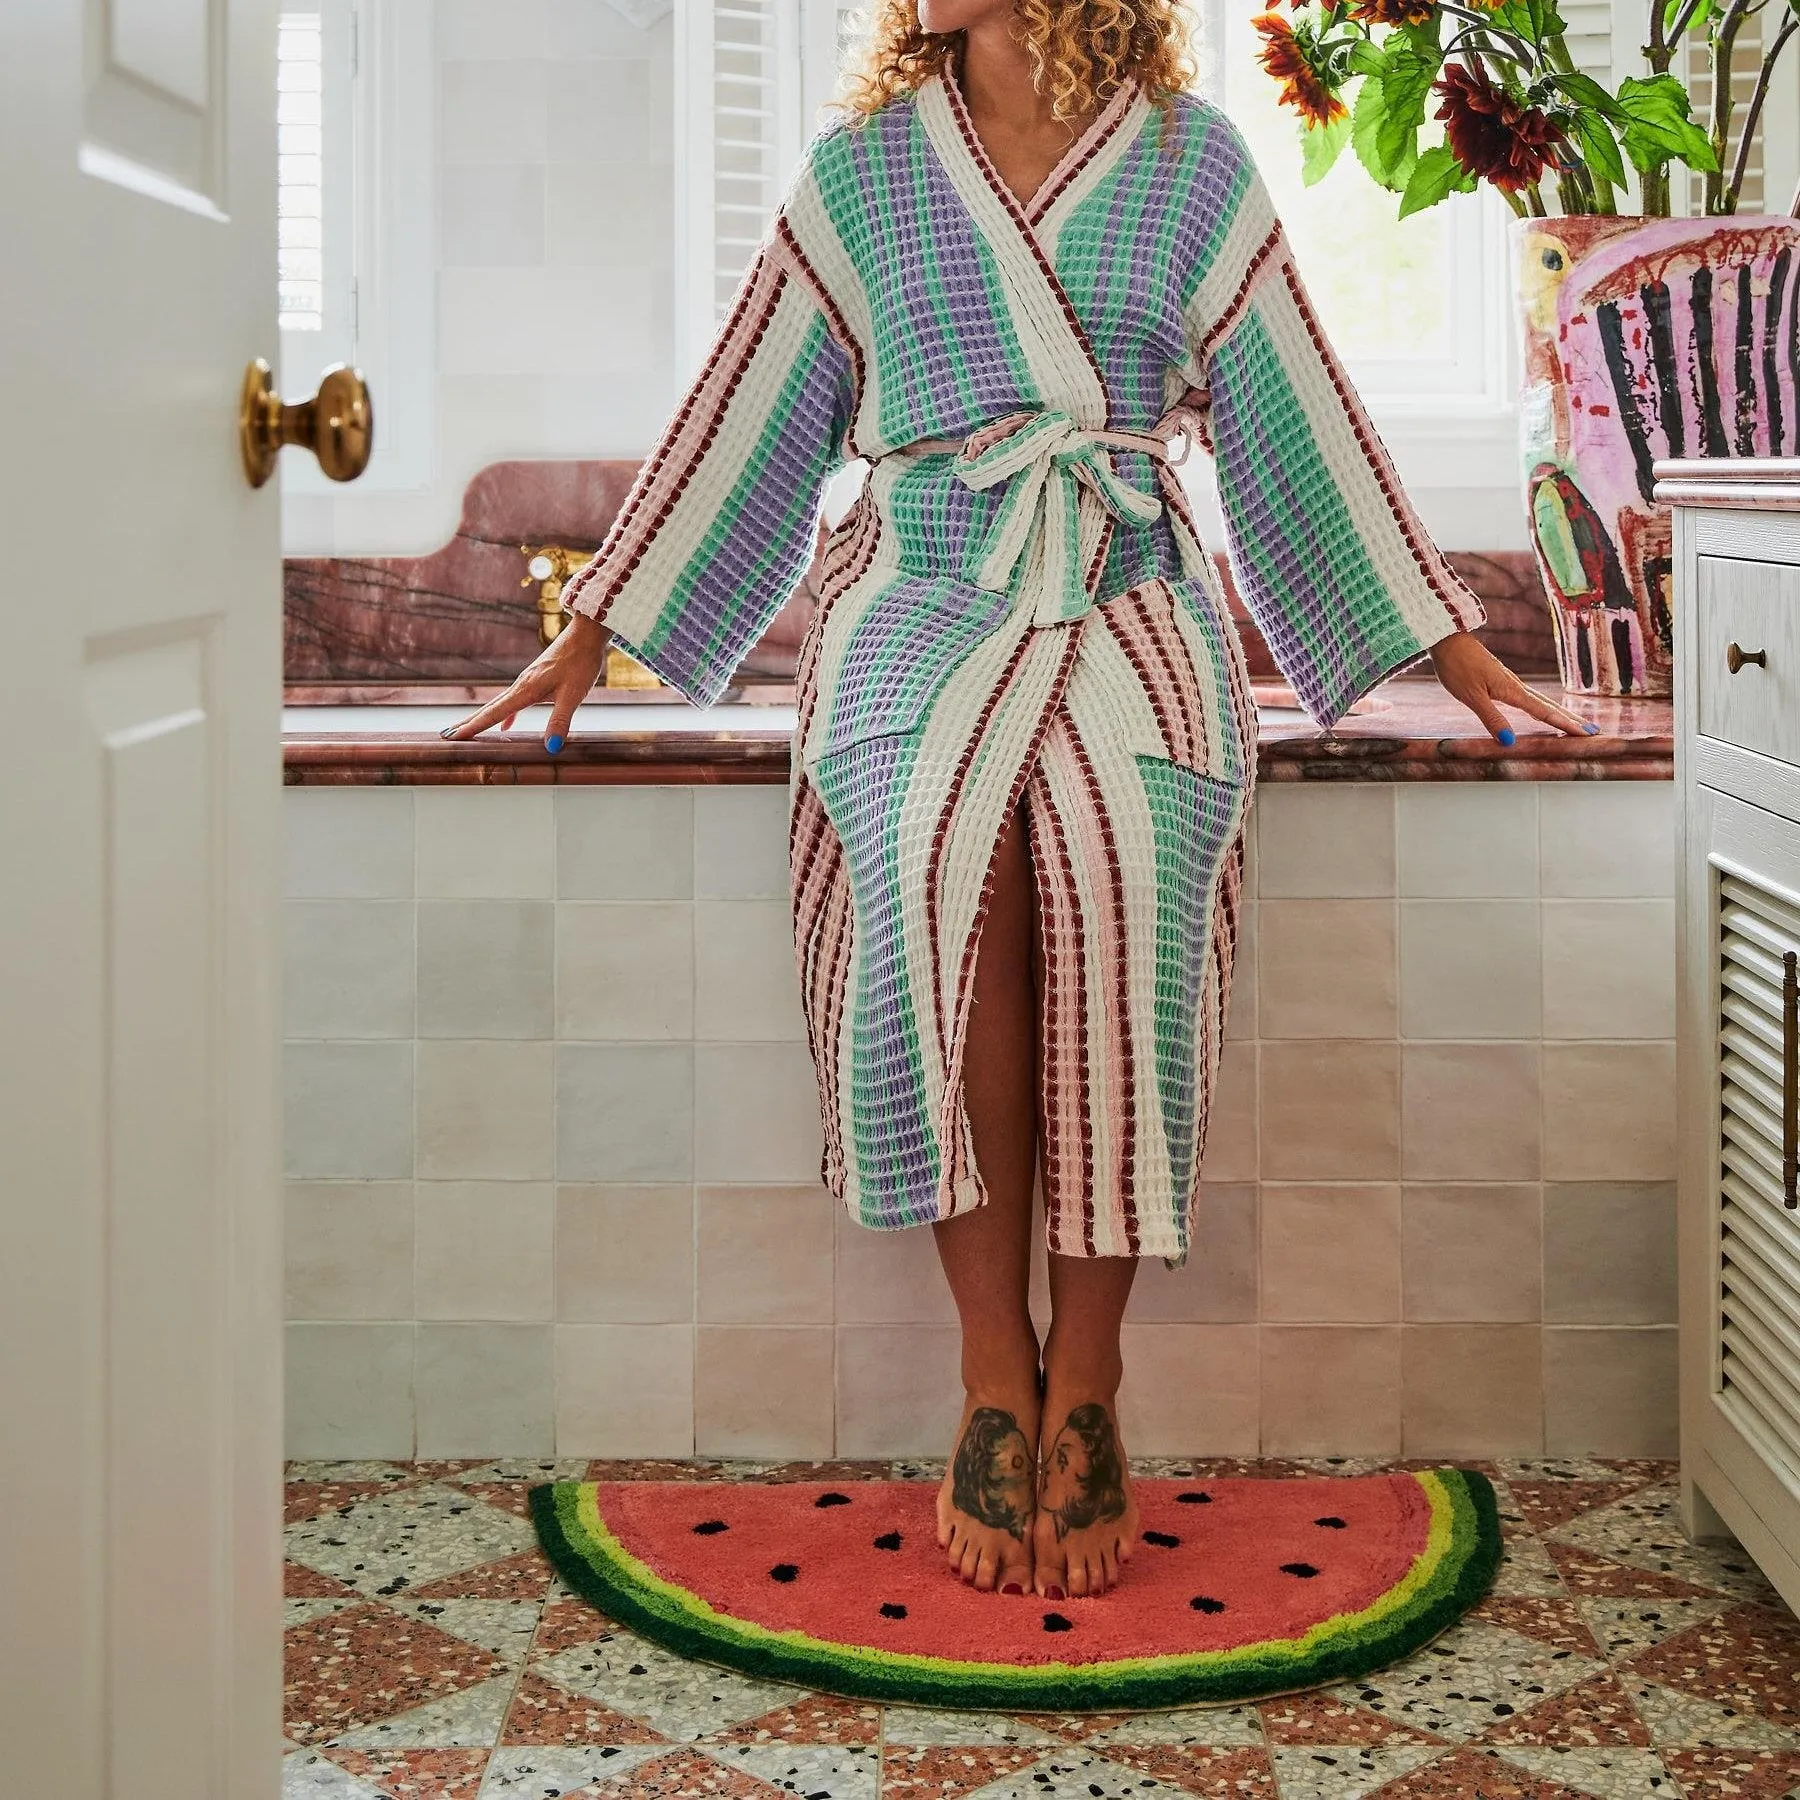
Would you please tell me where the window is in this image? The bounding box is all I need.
[277,6,354,382]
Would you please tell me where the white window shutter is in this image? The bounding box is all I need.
[1684,8,1766,214]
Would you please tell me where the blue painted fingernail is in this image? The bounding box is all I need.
[545,734,564,755]
[1496,727,1515,747]
[439,726,456,740]
[1583,722,1600,735]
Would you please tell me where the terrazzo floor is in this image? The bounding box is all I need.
[283,1456,1800,1800]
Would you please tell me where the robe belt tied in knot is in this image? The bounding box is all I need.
[884,409,1205,628]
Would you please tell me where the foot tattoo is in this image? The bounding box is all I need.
[950,1406,1034,1542]
[1038,1401,1127,1542]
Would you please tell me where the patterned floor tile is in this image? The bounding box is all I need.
[1469,1596,1601,1658]
[708,1695,881,1744]
[1630,1602,1800,1728]
[1546,1543,1723,1600]
[1506,1484,1656,1538]
[286,1484,538,1600]
[583,1460,745,1484]
[1550,1486,1780,1603]
[1488,1532,1566,1600]
[289,1477,423,1527]
[391,1598,543,1667]
[289,1597,364,1629]
[320,1748,489,1798]
[1258,1694,1444,1748]
[878,1743,1052,1800]
[530,1630,801,1742]
[587,1746,792,1796]
[410,1551,554,1604]
[498,1672,667,1747]
[292,1562,368,1600]
[1575,1595,1733,1662]
[1074,1741,1278,1794]
[531,1594,616,1657]
[1267,1743,1447,1800]
[443,1459,590,1486]
[284,1604,510,1745]
[1318,1621,1603,1745]
[1624,1674,1800,1750]
[284,1749,389,1798]
[910,1747,1212,1797]
[325,1674,518,1751]
[698,1742,880,1798]
[476,1743,670,1797]
[881,1709,1063,1746]
[1661,1744,1800,1796]
[1347,1745,1591,1796]
[1079,1704,1264,1748]
[1483,1744,1682,1797]
[1477,1672,1649,1748]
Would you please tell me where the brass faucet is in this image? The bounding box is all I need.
[518,542,665,688]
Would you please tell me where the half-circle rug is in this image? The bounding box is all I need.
[528,1469,1500,1712]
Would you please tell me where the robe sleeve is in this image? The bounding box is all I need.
[558,232,857,709]
[1186,121,1485,729]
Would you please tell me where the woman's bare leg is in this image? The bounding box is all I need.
[932,799,1042,1594]
[1034,1257,1140,1598]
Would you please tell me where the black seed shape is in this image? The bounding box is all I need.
[815,1492,852,1508]
[692,1520,729,1535]
[1190,1595,1226,1614]
[880,1602,907,1620]
[1314,1516,1348,1529]
[1043,1612,1074,1632]
[1281,1562,1320,1578]
[1176,1491,1213,1504]
[1143,1530,1180,1548]
[873,1531,903,1551]
[770,1563,799,1582]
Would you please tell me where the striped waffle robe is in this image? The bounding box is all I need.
[560,73,1486,1265]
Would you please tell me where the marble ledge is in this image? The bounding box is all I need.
[282,677,1673,786]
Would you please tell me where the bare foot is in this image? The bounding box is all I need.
[1032,1393,1138,1598]
[936,1394,1038,1593]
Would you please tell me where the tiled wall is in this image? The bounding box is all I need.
[284,780,1677,1463]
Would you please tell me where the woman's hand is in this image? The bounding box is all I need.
[1428,631,1598,745]
[440,611,613,753]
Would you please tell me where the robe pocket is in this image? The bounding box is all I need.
[798,569,1014,769]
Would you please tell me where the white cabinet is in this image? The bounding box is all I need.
[1665,458,1800,1608]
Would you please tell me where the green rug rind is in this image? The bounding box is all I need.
[527,1471,1501,1712]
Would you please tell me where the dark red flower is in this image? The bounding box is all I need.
[1348,0,1437,23]
[1253,12,1347,128]
[1432,61,1566,192]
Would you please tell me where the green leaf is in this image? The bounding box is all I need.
[1615,72,1720,172]
[1374,38,1437,178]
[1300,109,1353,185]
[1569,109,1627,188]
[1397,143,1475,217]
[1346,38,1386,77]
[1551,68,1626,119]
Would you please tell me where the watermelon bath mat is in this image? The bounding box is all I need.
[528,1469,1499,1712]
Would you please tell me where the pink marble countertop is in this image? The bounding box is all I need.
[282,677,1672,785]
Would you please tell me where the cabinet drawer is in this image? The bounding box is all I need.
[1698,556,1800,769]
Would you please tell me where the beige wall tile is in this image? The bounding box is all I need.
[418,901,554,1039]
[1402,1044,1541,1181]
[1402,1325,1543,1458]
[1397,785,1538,898]
[1258,901,1397,1040]
[558,1185,695,1323]
[1544,1326,1678,1457]
[415,1181,554,1320]
[1402,1184,1541,1322]
[285,1041,415,1181]
[1544,1182,1677,1324]
[285,1182,414,1320]
[695,786,791,900]
[1118,1324,1259,1456]
[556,786,693,901]
[1260,1184,1401,1323]
[285,1323,415,1460]
[695,1326,835,1458]
[836,1325,963,1458]
[1225,900,1257,1041]
[1541,901,1676,1040]
[1200,1041,1259,1182]
[1260,1041,1400,1181]
[695,1043,826,1184]
[556,1042,693,1182]
[416,1322,554,1457]
[417,1040,554,1180]
[1128,1185,1259,1323]
[556,902,694,1041]
[285,789,414,900]
[1261,1325,1402,1457]
[695,901,807,1041]
[1399,901,1541,1039]
[835,1206,959,1324]
[1542,1042,1676,1181]
[285,901,416,1039]
[1539,785,1675,899]
[696,1185,836,1325]
[1255,785,1395,898]
[416,788,554,898]
[556,1323,694,1457]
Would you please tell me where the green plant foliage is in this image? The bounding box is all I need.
[1614,73,1720,173]
[1398,142,1480,216]
[1300,109,1355,185]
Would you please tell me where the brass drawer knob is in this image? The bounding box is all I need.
[1726,642,1769,674]
[239,358,373,488]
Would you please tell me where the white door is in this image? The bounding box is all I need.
[0,1,329,1791]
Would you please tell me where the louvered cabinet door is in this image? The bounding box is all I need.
[1682,783,1800,1609]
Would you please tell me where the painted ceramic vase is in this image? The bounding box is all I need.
[1513,213,1800,698]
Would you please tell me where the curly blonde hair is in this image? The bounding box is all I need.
[837,1,1199,128]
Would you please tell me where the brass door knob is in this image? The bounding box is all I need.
[1726,642,1768,674]
[239,358,373,488]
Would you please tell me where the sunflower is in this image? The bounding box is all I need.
[1347,0,1438,23]
[1432,61,1566,191]
[1252,12,1347,128]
